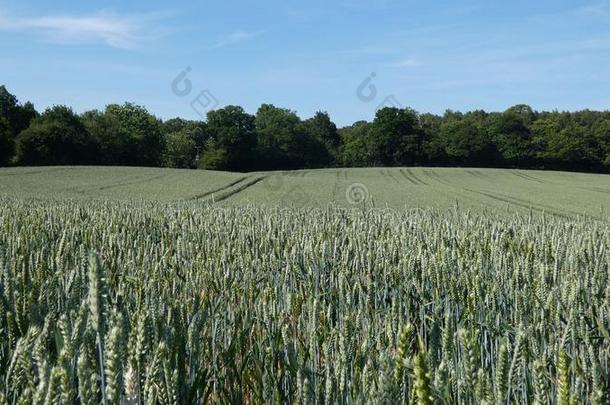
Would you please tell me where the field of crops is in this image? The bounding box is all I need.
[0,167,609,403]
[0,191,609,403]
[1,166,609,217]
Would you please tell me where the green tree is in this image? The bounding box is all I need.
[163,129,197,168]
[12,102,38,135]
[0,86,19,127]
[82,109,127,165]
[162,118,208,149]
[339,121,372,167]
[420,113,445,165]
[255,104,308,169]
[592,118,610,172]
[162,117,191,134]
[533,117,600,171]
[202,106,256,171]
[200,142,228,170]
[300,111,340,166]
[0,117,12,165]
[492,105,536,167]
[439,114,498,166]
[161,118,207,168]
[367,107,425,166]
[91,103,164,166]
[15,106,94,165]
[0,86,38,165]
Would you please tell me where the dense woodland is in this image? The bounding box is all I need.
[1,85,609,173]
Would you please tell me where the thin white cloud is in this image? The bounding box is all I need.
[210,30,265,49]
[332,46,400,56]
[0,9,167,49]
[387,58,419,68]
[581,2,610,18]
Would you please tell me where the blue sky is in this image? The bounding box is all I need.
[1,0,610,126]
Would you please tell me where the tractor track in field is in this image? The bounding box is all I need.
[398,169,419,185]
[63,174,168,194]
[399,168,429,186]
[0,167,73,176]
[511,171,546,184]
[422,169,451,185]
[96,175,167,191]
[384,169,401,184]
[187,176,251,201]
[465,169,487,179]
[406,168,429,185]
[463,188,579,219]
[579,186,610,195]
[200,176,269,203]
[378,170,393,183]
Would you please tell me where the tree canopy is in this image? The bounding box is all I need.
[1,85,609,174]
[15,106,94,165]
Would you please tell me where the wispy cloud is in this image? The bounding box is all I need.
[387,57,419,68]
[210,30,265,49]
[580,1,610,18]
[332,45,400,56]
[0,9,168,49]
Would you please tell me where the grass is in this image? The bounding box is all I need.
[1,166,609,217]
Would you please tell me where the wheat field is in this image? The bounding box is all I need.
[0,190,609,403]
[1,166,609,218]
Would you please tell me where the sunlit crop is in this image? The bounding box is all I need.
[0,197,608,403]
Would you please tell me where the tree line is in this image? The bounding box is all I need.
[1,85,609,173]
